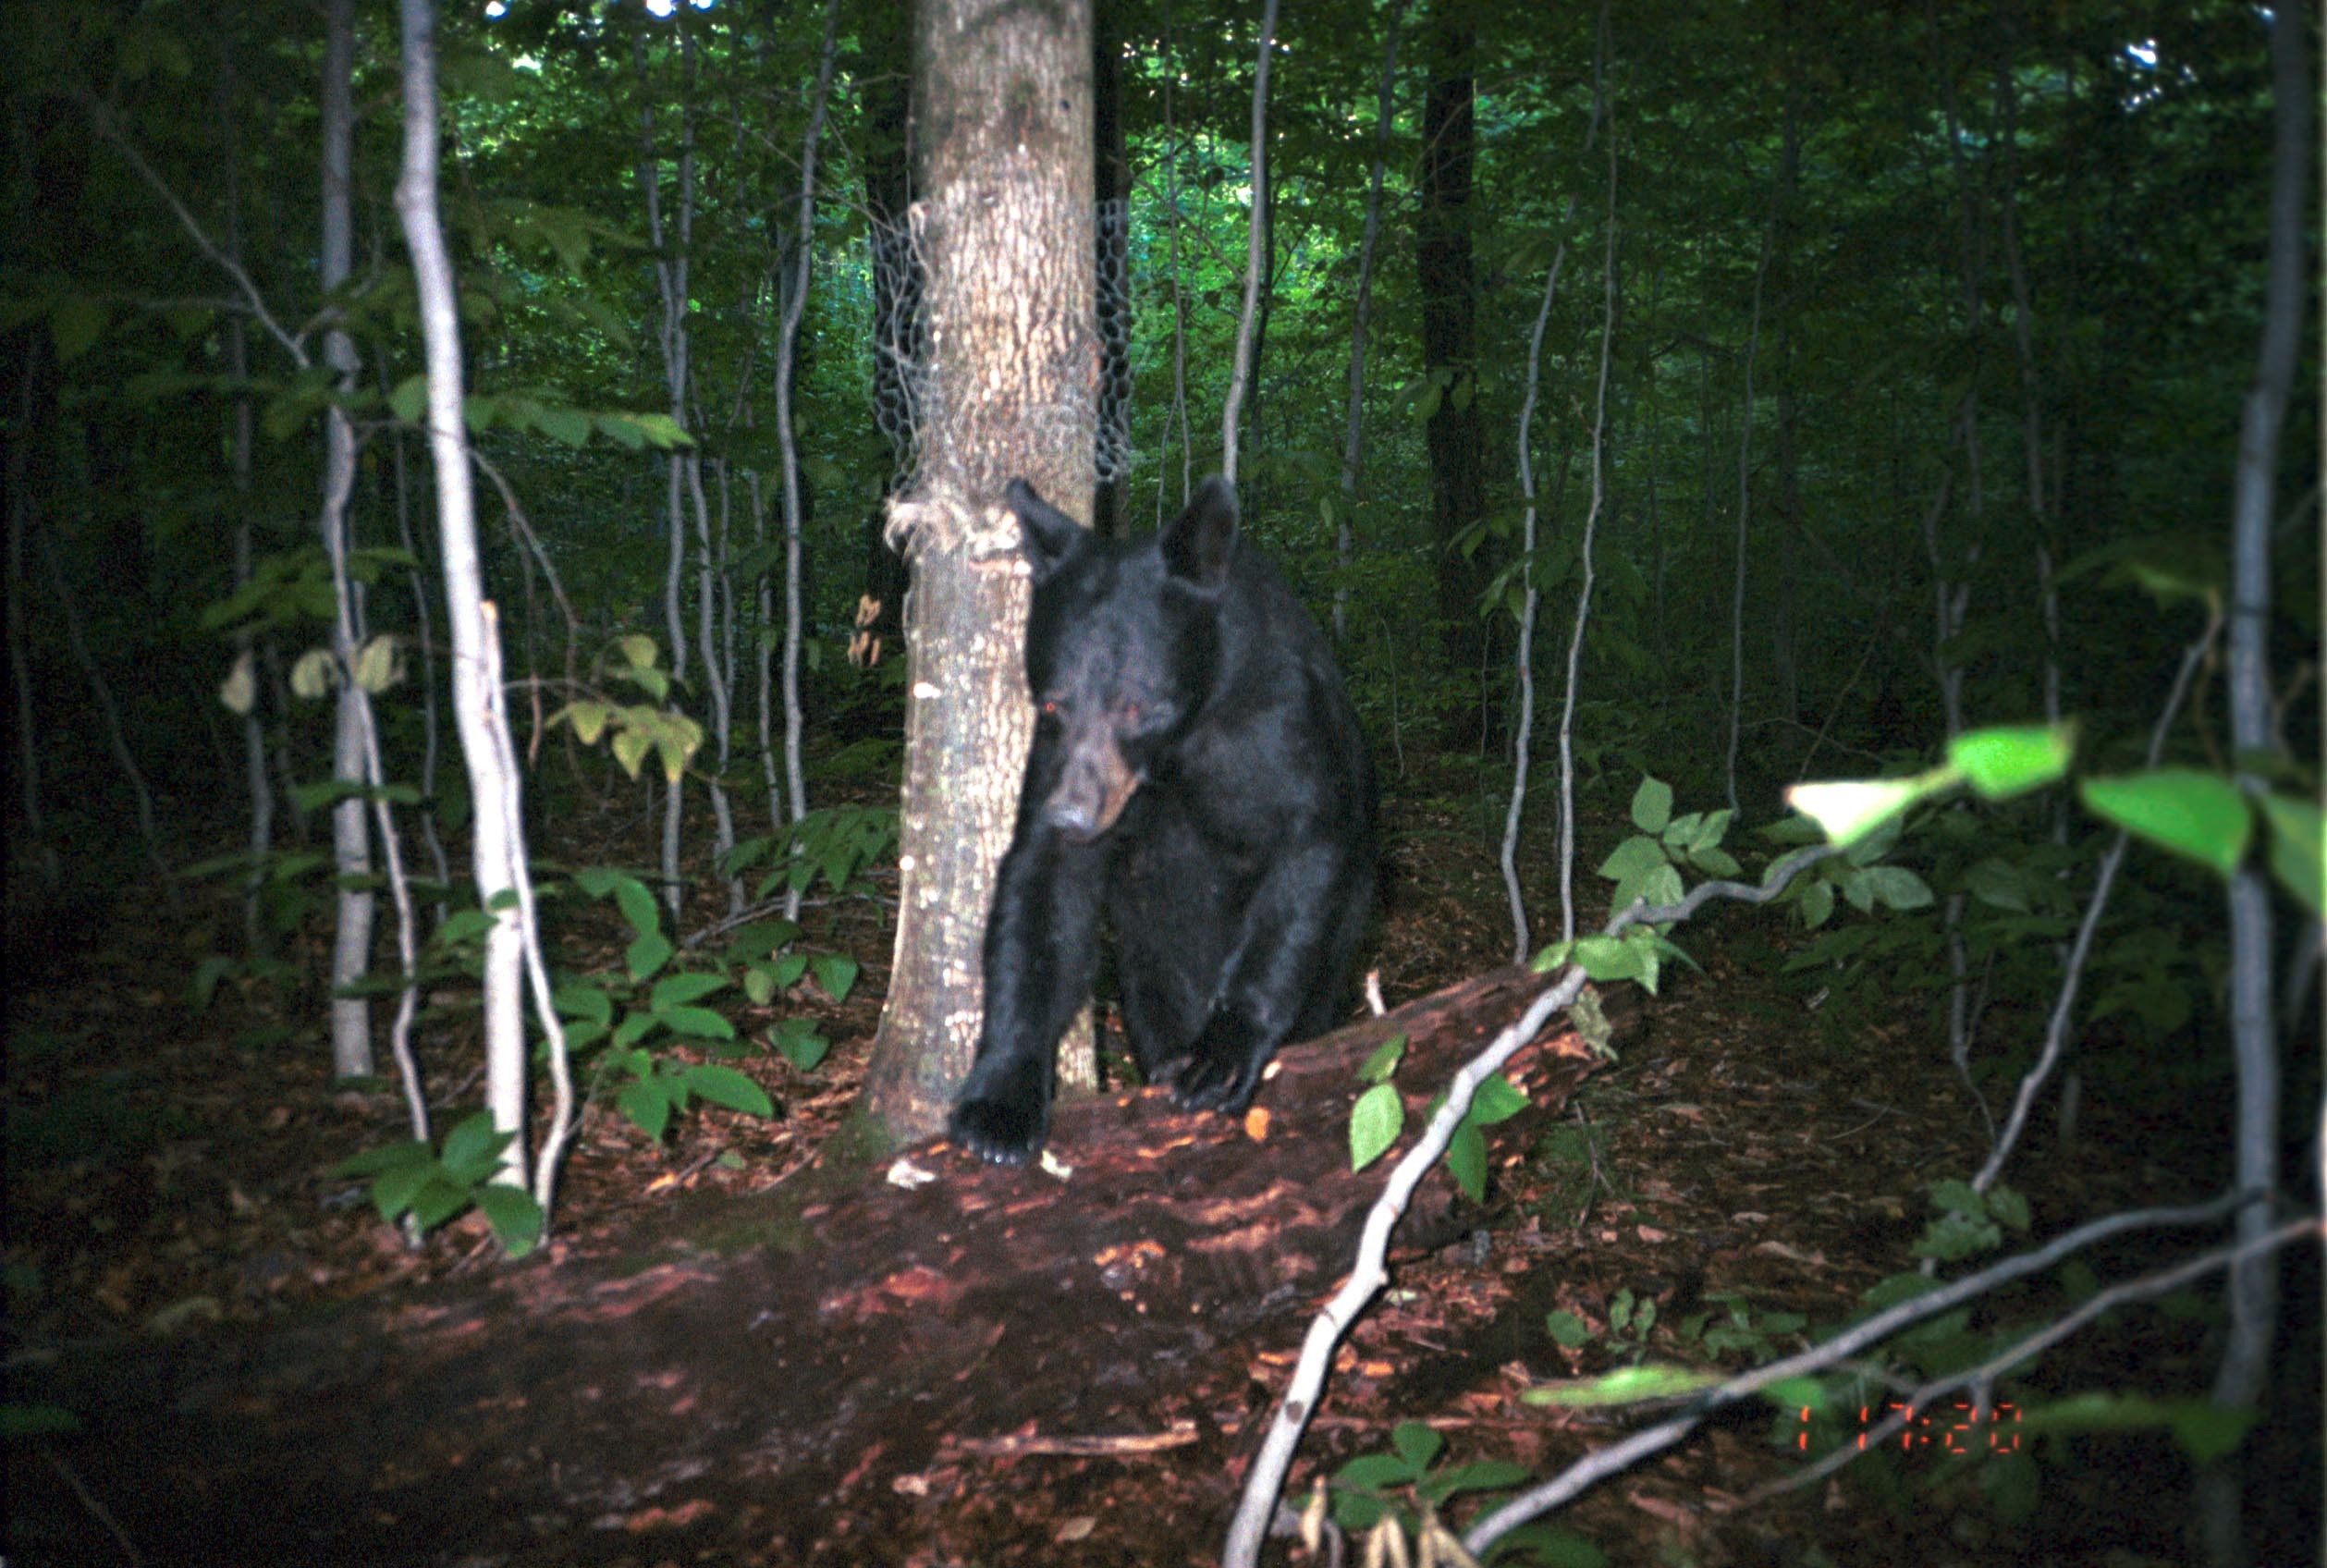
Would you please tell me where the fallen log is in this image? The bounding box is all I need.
[7,965,1625,1566]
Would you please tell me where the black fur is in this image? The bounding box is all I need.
[949,477,1377,1164]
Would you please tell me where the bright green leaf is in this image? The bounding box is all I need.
[626,931,675,983]
[1788,778,1930,847]
[681,1063,775,1118]
[1949,725,2075,799]
[1357,1033,1406,1084]
[1390,1420,1443,1468]
[471,1182,543,1257]
[2260,794,2322,916]
[1630,776,1674,834]
[811,953,860,1003]
[618,1079,672,1142]
[1466,1073,1528,1126]
[2079,769,2251,877]
[656,1005,737,1040]
[1349,1082,1404,1171]
[1447,1121,1487,1202]
[649,973,728,1011]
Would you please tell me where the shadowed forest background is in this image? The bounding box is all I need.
[2,0,2320,1563]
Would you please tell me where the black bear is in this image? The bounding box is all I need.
[949,476,1377,1164]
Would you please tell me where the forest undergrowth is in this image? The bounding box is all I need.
[2,753,2273,1568]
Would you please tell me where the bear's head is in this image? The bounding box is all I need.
[1003,477,1240,842]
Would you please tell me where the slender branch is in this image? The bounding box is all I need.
[1556,16,1616,948]
[79,95,309,368]
[1500,233,1568,962]
[1459,1193,2255,1553]
[1973,610,2220,1193]
[1219,0,1280,484]
[1747,1217,2315,1505]
[1224,839,1837,1567]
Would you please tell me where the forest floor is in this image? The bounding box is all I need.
[0,758,2269,1567]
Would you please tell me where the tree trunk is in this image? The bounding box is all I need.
[1417,3,1488,741]
[319,0,376,1080]
[858,0,914,661]
[1335,0,1407,644]
[859,0,1098,1145]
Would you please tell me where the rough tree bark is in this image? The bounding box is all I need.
[858,0,1099,1145]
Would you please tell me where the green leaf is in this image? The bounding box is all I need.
[1984,1182,2031,1231]
[1447,1121,1487,1202]
[439,1110,514,1180]
[1948,724,2075,799]
[1349,1082,1404,1171]
[219,650,256,716]
[656,1005,737,1041]
[353,635,402,693]
[1466,1073,1529,1126]
[772,1017,829,1072]
[1390,1420,1443,1468]
[1545,1309,1591,1348]
[188,954,234,1011]
[552,981,613,1025]
[569,701,617,745]
[590,871,659,938]
[389,374,427,423]
[1522,1364,1724,1407]
[617,1079,672,1142]
[1688,846,1743,878]
[631,411,692,448]
[1570,935,1640,982]
[1630,776,1673,834]
[534,403,593,447]
[2260,793,2322,916]
[1597,835,1669,882]
[1,1404,82,1439]
[810,953,860,1003]
[472,1182,544,1257]
[682,1063,775,1117]
[2079,769,2251,877]
[1788,778,1929,847]
[649,973,728,1010]
[1420,1458,1530,1502]
[626,932,675,983]
[288,647,340,699]
[408,1175,472,1232]
[1357,1033,1407,1084]
[369,1160,435,1222]
[51,296,108,362]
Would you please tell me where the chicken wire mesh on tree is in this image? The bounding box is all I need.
[869,200,1134,503]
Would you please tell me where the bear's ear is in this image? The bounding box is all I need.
[1160,476,1239,594]
[1005,479,1086,582]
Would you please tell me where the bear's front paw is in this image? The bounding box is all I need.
[1169,1048,1262,1115]
[949,1092,1047,1165]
